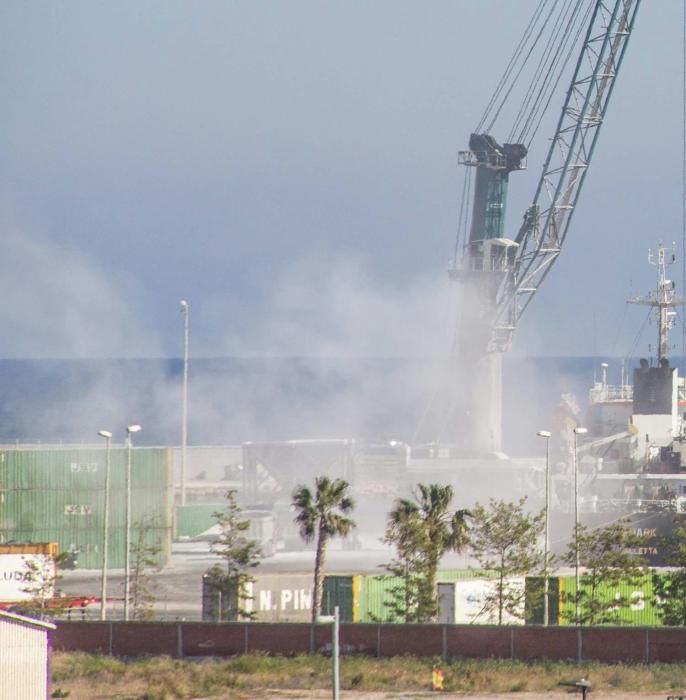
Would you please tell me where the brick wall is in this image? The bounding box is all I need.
[51,622,686,663]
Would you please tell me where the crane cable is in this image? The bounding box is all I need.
[516,0,593,148]
[475,0,550,133]
[475,0,593,143]
[453,167,473,265]
[521,3,593,149]
[483,0,563,134]
[627,308,654,362]
[509,0,585,144]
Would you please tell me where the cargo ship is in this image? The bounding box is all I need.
[558,244,686,564]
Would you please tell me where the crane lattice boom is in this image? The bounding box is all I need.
[488,0,641,352]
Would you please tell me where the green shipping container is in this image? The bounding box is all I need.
[524,576,561,625]
[0,446,173,570]
[559,573,659,626]
[354,570,493,623]
[322,576,356,622]
[324,571,668,625]
[175,503,223,539]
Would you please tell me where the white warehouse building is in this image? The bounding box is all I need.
[0,612,55,700]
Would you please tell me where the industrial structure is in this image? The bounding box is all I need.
[568,245,686,564]
[447,0,640,453]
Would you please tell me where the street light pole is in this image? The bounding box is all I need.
[573,426,587,625]
[316,608,340,700]
[180,300,189,507]
[97,430,112,621]
[124,424,141,622]
[537,430,551,626]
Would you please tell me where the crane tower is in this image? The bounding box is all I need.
[448,0,641,454]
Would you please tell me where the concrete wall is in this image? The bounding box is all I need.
[52,621,686,663]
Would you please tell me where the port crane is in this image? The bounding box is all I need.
[449,0,641,453]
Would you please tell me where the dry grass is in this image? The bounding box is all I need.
[50,652,686,699]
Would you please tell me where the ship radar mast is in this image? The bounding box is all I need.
[628,243,686,363]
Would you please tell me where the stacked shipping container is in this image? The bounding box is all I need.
[0,446,173,569]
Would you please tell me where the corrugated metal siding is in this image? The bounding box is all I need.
[243,574,314,622]
[524,576,561,625]
[357,574,398,622]
[175,503,222,538]
[0,447,173,569]
[328,570,664,626]
[322,576,354,622]
[0,617,49,700]
[355,570,494,622]
[559,574,658,626]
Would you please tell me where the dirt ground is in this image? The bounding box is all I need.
[227,694,679,700]
[60,687,682,700]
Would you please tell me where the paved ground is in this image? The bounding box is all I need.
[60,535,459,620]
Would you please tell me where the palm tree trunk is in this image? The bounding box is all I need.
[425,556,438,622]
[312,529,328,623]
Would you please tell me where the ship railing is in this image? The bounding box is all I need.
[589,384,633,403]
[586,497,681,513]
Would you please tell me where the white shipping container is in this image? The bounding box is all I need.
[437,578,526,625]
[243,573,313,622]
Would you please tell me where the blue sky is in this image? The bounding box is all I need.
[0,1,681,359]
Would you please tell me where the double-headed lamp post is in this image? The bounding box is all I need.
[536,430,551,626]
[573,426,587,625]
[180,300,189,507]
[97,430,112,621]
[125,424,142,622]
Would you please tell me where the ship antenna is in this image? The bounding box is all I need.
[628,243,686,365]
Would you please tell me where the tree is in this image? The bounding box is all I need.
[205,490,262,621]
[652,519,686,625]
[383,483,469,622]
[563,522,646,625]
[380,497,426,622]
[469,497,544,625]
[18,551,71,620]
[128,515,162,621]
[292,476,355,623]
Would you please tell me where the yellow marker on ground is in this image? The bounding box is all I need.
[432,666,444,691]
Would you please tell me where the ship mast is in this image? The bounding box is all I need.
[628,243,686,362]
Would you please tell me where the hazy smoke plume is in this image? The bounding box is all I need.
[0,222,588,467]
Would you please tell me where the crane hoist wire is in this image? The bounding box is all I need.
[610,300,629,358]
[627,307,653,361]
[511,0,593,147]
[453,166,472,263]
[474,0,550,134]
[475,0,593,148]
[507,0,573,142]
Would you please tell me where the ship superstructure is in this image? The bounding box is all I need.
[570,244,686,562]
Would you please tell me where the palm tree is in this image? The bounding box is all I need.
[387,483,469,621]
[292,476,356,623]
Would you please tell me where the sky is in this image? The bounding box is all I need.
[0,1,683,361]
